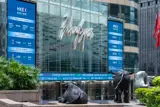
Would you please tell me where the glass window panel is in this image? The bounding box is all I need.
[61,0,71,6]
[124,29,138,47]
[61,6,71,17]
[99,16,107,25]
[91,1,99,12]
[37,2,49,13]
[91,14,98,24]
[50,4,60,16]
[99,2,108,16]
[81,0,90,10]
[50,0,60,4]
[72,9,81,21]
[109,4,119,17]
[81,11,90,22]
[124,53,138,72]
[72,0,81,8]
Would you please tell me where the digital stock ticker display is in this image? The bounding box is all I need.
[7,0,36,67]
[108,20,124,72]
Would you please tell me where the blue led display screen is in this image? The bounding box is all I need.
[108,20,124,72]
[39,73,113,81]
[7,0,36,67]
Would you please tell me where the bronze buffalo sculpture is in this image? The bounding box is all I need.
[109,69,134,103]
[58,83,88,104]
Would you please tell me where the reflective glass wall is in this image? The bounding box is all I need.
[35,0,139,73]
[0,0,139,73]
[36,0,108,73]
[139,0,160,76]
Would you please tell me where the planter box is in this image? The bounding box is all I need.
[0,90,40,102]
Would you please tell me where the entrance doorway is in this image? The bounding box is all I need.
[41,81,117,101]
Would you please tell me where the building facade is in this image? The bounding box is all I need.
[139,0,160,76]
[0,0,138,100]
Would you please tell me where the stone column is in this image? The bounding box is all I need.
[101,82,105,100]
[88,82,92,100]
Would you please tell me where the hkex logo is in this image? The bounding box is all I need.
[113,24,118,31]
[17,7,27,12]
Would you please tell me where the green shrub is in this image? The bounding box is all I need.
[0,56,40,90]
[135,88,148,104]
[135,76,160,107]
[0,71,12,90]
[153,76,160,86]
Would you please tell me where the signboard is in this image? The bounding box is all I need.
[58,14,94,51]
[7,0,36,67]
[39,73,113,81]
[108,20,124,72]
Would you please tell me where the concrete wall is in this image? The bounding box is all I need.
[0,90,40,102]
[0,90,139,107]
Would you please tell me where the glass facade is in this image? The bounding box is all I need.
[34,0,139,73]
[109,4,138,25]
[139,0,160,76]
[0,0,138,101]
[124,29,138,47]
[37,1,108,73]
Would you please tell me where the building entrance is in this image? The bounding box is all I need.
[41,81,116,101]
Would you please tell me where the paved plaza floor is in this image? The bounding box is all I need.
[45,100,147,107]
[0,99,147,107]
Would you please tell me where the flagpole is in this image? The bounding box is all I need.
[155,0,158,76]
[157,0,158,76]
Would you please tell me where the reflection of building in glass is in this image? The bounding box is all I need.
[139,0,160,76]
[0,0,138,100]
[35,0,139,73]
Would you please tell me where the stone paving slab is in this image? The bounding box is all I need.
[44,101,146,107]
[0,99,147,107]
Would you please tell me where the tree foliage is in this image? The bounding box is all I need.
[0,56,40,90]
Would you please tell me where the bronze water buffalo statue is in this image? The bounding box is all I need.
[58,83,88,104]
[109,69,133,103]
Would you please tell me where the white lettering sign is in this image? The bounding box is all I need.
[17,7,27,12]
[113,24,118,31]
[58,14,94,51]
